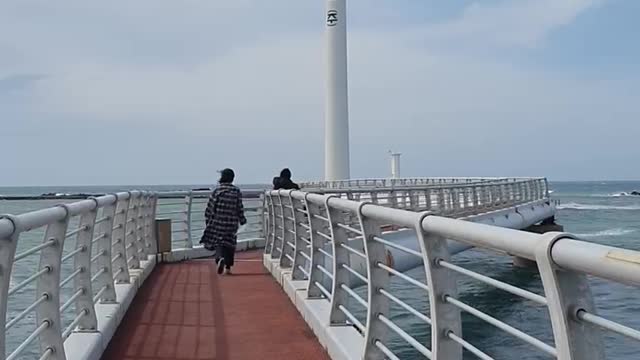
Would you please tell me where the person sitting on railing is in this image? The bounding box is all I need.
[200,168,247,275]
[273,168,300,190]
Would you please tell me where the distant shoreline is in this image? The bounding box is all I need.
[0,189,264,200]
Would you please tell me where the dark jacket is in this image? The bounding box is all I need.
[200,183,247,250]
[273,176,300,190]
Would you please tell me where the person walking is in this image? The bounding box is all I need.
[200,168,247,275]
[272,168,300,190]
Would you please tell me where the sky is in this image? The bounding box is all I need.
[1,0,639,186]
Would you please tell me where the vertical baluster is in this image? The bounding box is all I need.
[265,193,275,254]
[279,192,295,268]
[112,193,131,284]
[70,200,99,333]
[133,193,147,260]
[417,215,462,359]
[327,196,351,325]
[95,195,118,302]
[360,204,389,359]
[36,205,70,360]
[147,193,159,255]
[0,215,20,359]
[438,188,446,213]
[125,192,141,269]
[270,194,283,259]
[370,191,379,205]
[306,196,331,299]
[292,194,309,281]
[425,189,432,211]
[472,186,479,208]
[276,191,287,261]
[139,193,152,256]
[535,233,604,360]
[184,192,194,248]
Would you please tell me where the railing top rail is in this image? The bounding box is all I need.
[265,187,640,359]
[301,177,547,191]
[0,192,139,238]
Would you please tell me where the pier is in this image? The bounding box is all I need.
[2,178,640,360]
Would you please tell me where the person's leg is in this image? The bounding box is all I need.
[215,244,225,274]
[226,246,235,268]
[223,246,235,274]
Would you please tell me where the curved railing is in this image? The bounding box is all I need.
[1,188,267,360]
[154,190,265,250]
[1,191,157,360]
[264,189,640,360]
[302,177,548,191]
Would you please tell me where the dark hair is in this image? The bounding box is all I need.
[280,168,292,179]
[219,168,235,184]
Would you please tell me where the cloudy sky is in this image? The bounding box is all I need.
[1,0,638,186]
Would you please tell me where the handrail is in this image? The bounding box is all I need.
[264,183,640,360]
[154,190,266,250]
[1,191,158,360]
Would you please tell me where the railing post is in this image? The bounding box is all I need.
[438,188,446,213]
[139,192,153,256]
[359,203,389,359]
[417,214,462,359]
[125,192,141,269]
[147,193,159,255]
[279,192,296,268]
[425,189,432,211]
[292,193,309,280]
[327,196,351,325]
[462,188,469,211]
[112,193,131,284]
[306,195,330,299]
[36,205,70,360]
[95,195,118,302]
[370,191,379,205]
[409,190,419,210]
[472,186,479,208]
[184,192,193,248]
[276,191,287,260]
[535,233,604,360]
[260,193,268,243]
[71,200,99,332]
[452,189,461,213]
[133,192,147,261]
[0,215,20,359]
[265,193,276,254]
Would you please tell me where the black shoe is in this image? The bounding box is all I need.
[217,258,225,274]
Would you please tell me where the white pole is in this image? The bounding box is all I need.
[324,0,350,181]
[390,152,401,179]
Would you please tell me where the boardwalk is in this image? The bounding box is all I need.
[101,250,329,360]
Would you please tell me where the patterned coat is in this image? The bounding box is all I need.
[200,183,246,250]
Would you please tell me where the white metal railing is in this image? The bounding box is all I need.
[154,190,265,250]
[302,177,547,191]
[1,191,157,360]
[264,188,640,360]
[1,187,266,360]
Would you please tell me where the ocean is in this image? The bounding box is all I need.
[2,181,640,359]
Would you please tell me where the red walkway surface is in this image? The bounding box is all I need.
[101,250,330,360]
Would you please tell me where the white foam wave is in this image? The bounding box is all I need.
[575,228,636,238]
[557,202,640,210]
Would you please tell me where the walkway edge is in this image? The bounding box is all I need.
[64,257,157,360]
[263,254,365,360]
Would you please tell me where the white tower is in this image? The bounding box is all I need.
[389,151,401,179]
[324,0,350,181]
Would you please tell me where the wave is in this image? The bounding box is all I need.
[557,202,640,210]
[610,192,640,197]
[575,228,636,238]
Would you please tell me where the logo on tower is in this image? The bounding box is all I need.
[326,10,338,26]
